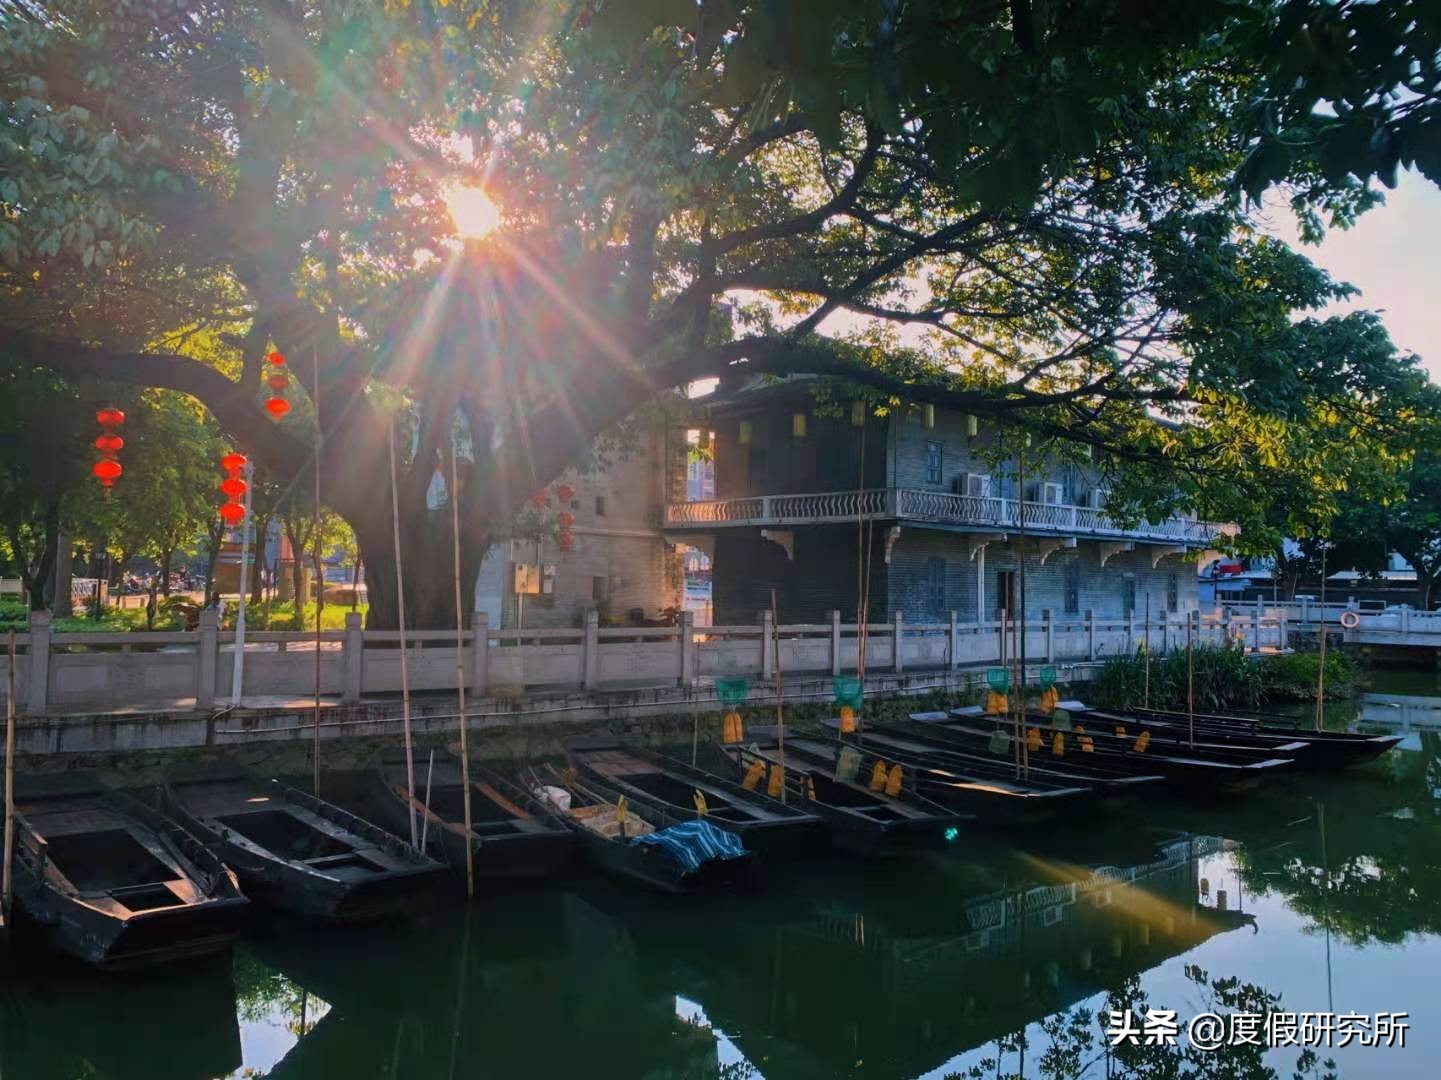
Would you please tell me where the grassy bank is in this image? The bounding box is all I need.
[0,597,366,633]
[1090,643,1359,712]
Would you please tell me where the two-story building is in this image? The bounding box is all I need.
[473,421,687,628]
[664,378,1227,625]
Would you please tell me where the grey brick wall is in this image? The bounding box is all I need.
[881,532,1198,624]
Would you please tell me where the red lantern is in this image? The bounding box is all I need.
[557,511,575,529]
[94,406,125,496]
[555,483,575,504]
[220,452,247,473]
[218,502,246,525]
[267,372,289,392]
[220,476,248,498]
[558,532,574,552]
[267,351,287,366]
[265,397,291,419]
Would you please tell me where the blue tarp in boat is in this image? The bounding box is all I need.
[631,819,747,874]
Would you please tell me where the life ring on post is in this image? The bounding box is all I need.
[1339,610,1360,630]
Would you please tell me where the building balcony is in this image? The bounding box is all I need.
[664,487,1228,547]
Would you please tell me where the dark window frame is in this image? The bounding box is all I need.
[925,440,944,486]
[1063,559,1080,615]
[926,556,946,617]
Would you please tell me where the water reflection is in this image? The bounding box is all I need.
[3,680,1438,1080]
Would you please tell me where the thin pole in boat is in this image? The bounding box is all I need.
[3,632,15,928]
[421,748,436,851]
[1144,593,1151,710]
[1016,442,1029,779]
[771,588,786,805]
[1187,613,1195,749]
[1315,543,1328,732]
[389,418,418,846]
[312,346,323,797]
[449,436,475,897]
[230,458,255,709]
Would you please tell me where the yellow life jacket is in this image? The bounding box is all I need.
[1039,687,1061,713]
[1074,726,1094,753]
[766,762,785,798]
[805,775,817,801]
[984,691,1009,715]
[1133,731,1151,753]
[884,763,904,797]
[839,705,857,734]
[1051,732,1066,756]
[693,789,709,816]
[722,711,745,744]
[1026,727,1043,752]
[869,760,889,791]
[741,758,766,791]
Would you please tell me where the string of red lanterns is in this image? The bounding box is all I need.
[218,452,248,525]
[264,351,291,419]
[527,482,578,552]
[92,407,126,497]
[555,482,576,552]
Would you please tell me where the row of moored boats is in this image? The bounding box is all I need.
[1,699,1397,972]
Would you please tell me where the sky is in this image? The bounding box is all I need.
[1266,168,1441,383]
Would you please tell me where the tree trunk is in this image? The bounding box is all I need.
[1418,570,1436,612]
[159,543,175,597]
[357,513,484,631]
[250,517,270,607]
[203,523,223,606]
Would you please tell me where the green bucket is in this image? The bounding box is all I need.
[715,677,750,707]
[1038,665,1057,691]
[833,676,863,709]
[985,667,1011,694]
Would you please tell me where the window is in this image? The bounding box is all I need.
[926,556,946,617]
[996,570,1016,616]
[1166,572,1179,613]
[1063,559,1080,615]
[1121,575,1136,616]
[925,441,944,486]
[747,447,768,489]
[594,494,606,517]
[593,576,608,602]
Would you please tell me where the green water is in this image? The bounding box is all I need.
[3,672,1439,1080]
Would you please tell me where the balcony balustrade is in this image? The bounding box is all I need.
[664,487,1226,546]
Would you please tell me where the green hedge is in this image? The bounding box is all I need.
[1090,643,1359,711]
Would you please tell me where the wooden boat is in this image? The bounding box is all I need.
[834,720,1166,807]
[795,727,1098,828]
[161,772,443,923]
[565,737,826,854]
[911,712,1293,797]
[724,730,967,856]
[369,752,577,881]
[7,775,247,970]
[525,764,758,893]
[951,706,1307,766]
[1094,704,1403,769]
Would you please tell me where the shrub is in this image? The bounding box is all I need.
[1258,650,1360,701]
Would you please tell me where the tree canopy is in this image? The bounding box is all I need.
[1,0,1437,625]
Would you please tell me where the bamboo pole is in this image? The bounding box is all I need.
[448,437,475,897]
[3,632,15,928]
[1315,544,1328,732]
[771,588,786,805]
[1016,445,1028,778]
[229,460,255,709]
[420,748,435,850]
[312,347,323,797]
[1143,593,1151,709]
[1186,614,1195,748]
[389,420,418,846]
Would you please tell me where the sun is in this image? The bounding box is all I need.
[443,184,501,240]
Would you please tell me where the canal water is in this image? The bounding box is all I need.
[2,673,1438,1080]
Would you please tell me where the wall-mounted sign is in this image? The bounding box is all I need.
[513,562,541,596]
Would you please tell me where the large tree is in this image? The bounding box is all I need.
[1,0,1436,626]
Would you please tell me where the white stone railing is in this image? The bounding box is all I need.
[666,487,1227,545]
[2,608,1230,717]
